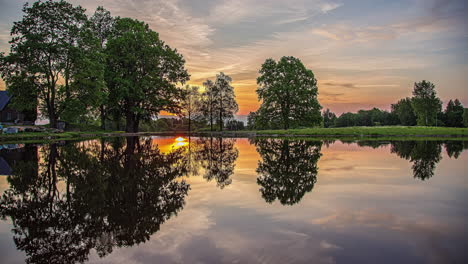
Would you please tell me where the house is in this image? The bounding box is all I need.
[0,90,36,124]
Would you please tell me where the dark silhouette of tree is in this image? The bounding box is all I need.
[254,139,322,205]
[391,97,417,126]
[411,80,442,126]
[391,141,442,180]
[444,141,464,159]
[194,137,239,189]
[0,137,189,263]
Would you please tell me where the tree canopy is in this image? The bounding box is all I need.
[105,17,189,132]
[256,56,322,129]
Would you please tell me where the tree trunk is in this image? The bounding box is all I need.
[125,111,136,133]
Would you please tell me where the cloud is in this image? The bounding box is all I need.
[320,2,342,14]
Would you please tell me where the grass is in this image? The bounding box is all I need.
[250,126,468,137]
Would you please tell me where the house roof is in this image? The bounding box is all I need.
[0,91,11,111]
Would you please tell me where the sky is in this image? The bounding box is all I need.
[0,0,467,115]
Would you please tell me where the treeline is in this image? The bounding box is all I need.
[320,80,467,128]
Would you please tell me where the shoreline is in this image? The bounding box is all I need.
[1,127,467,144]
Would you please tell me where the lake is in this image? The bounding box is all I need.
[0,137,467,264]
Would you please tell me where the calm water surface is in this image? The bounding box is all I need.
[0,137,466,264]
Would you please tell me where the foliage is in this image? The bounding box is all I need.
[0,0,103,128]
[255,138,322,205]
[0,138,189,263]
[179,85,202,132]
[226,120,245,130]
[411,80,442,126]
[256,56,322,129]
[247,111,257,130]
[322,108,337,128]
[464,108,468,127]
[444,99,464,127]
[391,97,416,126]
[105,17,189,132]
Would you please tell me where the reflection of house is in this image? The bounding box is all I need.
[0,90,35,124]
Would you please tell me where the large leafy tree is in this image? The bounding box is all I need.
[0,0,103,127]
[105,18,189,132]
[411,80,442,126]
[90,6,115,129]
[256,56,322,129]
[391,97,416,126]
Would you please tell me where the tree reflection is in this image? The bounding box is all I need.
[254,139,322,205]
[194,137,239,189]
[391,141,442,181]
[0,137,189,263]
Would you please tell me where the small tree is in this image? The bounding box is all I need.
[411,80,442,126]
[247,111,257,130]
[200,80,216,131]
[391,97,416,126]
[256,56,322,129]
[464,108,468,127]
[214,72,238,131]
[179,85,201,132]
[322,108,336,128]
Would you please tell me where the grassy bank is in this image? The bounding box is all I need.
[1,126,467,144]
[252,126,468,137]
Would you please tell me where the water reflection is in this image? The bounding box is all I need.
[0,137,466,263]
[0,137,189,263]
[193,137,239,189]
[254,139,322,205]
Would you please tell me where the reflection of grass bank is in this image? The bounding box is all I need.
[251,126,468,138]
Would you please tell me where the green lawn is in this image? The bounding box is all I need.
[252,126,468,137]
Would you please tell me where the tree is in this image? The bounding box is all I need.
[90,6,115,129]
[464,108,468,127]
[444,99,464,127]
[214,72,238,131]
[105,18,189,132]
[256,56,322,129]
[179,85,201,132]
[200,80,216,131]
[0,0,101,128]
[322,108,336,128]
[411,80,442,126]
[391,97,416,126]
[226,120,244,130]
[247,111,257,130]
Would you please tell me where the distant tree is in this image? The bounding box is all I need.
[105,18,189,132]
[334,112,356,127]
[200,80,216,131]
[90,6,115,129]
[247,111,257,130]
[179,85,201,132]
[322,108,336,128]
[391,97,416,126]
[226,120,244,130]
[213,72,238,131]
[444,99,464,127]
[0,0,101,128]
[464,108,468,127]
[256,56,322,129]
[411,80,442,126]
